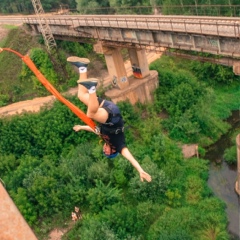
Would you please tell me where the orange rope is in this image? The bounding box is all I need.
[0,48,97,131]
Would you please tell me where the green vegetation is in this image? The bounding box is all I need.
[0,26,102,106]
[0,101,231,239]
[0,27,44,105]
[150,55,240,145]
[223,130,239,165]
[0,19,239,240]
[224,146,237,164]
[1,0,240,16]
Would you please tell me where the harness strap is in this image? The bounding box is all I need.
[100,125,124,134]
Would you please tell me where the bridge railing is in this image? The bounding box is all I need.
[71,5,240,17]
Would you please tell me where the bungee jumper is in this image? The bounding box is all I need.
[68,56,151,182]
[0,48,151,182]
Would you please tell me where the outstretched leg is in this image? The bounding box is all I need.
[67,56,89,81]
[77,79,107,123]
[67,56,108,123]
[67,56,91,106]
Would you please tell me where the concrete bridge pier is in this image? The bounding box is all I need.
[94,42,129,89]
[28,24,38,35]
[233,62,240,75]
[93,42,159,104]
[128,48,150,79]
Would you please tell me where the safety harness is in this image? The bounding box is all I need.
[100,106,124,134]
[100,124,124,134]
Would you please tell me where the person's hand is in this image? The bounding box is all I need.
[139,171,152,182]
[73,125,82,132]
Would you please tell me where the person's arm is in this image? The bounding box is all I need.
[121,147,152,182]
[73,125,97,134]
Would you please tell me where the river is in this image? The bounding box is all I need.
[206,110,240,239]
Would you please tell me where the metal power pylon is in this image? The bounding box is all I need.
[30,0,69,79]
[31,0,57,52]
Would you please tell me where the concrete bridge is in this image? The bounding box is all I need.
[22,14,240,103]
[23,15,240,58]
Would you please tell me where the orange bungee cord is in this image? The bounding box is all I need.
[0,48,97,132]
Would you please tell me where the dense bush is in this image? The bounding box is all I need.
[150,56,233,145]
[223,146,237,164]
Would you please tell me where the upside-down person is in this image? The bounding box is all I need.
[67,56,151,182]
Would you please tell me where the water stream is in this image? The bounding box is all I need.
[205,110,240,238]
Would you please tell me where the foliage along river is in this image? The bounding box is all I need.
[205,110,239,239]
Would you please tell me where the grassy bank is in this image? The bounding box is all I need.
[0,25,44,104]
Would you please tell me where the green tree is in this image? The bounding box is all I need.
[6,155,40,191]
[129,161,169,202]
[197,224,230,240]
[86,180,122,213]
[10,187,38,225]
[223,145,237,164]
[185,175,205,205]
[0,154,19,177]
[147,207,197,239]
[87,160,111,184]
[20,48,59,94]
[190,61,239,85]
[66,217,117,240]
[110,155,134,187]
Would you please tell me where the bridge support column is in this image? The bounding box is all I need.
[29,24,39,35]
[128,49,150,79]
[94,42,129,89]
[233,62,240,75]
